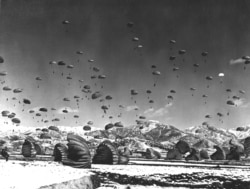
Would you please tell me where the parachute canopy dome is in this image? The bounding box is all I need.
[83,125,91,131]
[105,123,114,130]
[39,107,48,112]
[23,98,31,104]
[0,71,7,76]
[48,126,59,132]
[127,22,134,28]
[0,56,4,63]
[62,20,70,24]
[64,134,91,168]
[227,100,235,106]
[13,88,23,93]
[201,52,208,56]
[12,118,21,124]
[91,91,103,100]
[114,122,124,127]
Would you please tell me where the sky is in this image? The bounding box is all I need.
[1,0,250,130]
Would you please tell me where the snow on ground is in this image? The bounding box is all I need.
[0,160,94,189]
[92,164,250,179]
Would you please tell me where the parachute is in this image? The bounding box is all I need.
[105,95,113,100]
[21,137,37,158]
[2,110,10,117]
[62,20,70,24]
[93,67,100,72]
[87,121,93,125]
[3,86,11,91]
[145,148,161,160]
[201,52,208,56]
[67,64,74,69]
[0,71,7,76]
[132,37,139,42]
[76,51,83,55]
[190,87,196,96]
[175,140,190,154]
[169,40,176,51]
[92,140,119,165]
[244,137,250,158]
[13,88,23,93]
[169,56,176,61]
[61,134,91,168]
[92,91,103,100]
[239,90,246,94]
[23,99,31,104]
[205,115,211,119]
[205,76,213,88]
[139,116,146,119]
[170,90,176,94]
[0,56,4,63]
[63,97,70,102]
[178,49,186,55]
[98,75,106,79]
[83,125,91,131]
[210,145,225,160]
[101,105,108,114]
[227,100,235,106]
[127,22,134,28]
[48,126,59,132]
[130,89,138,103]
[105,123,114,130]
[39,107,48,112]
[53,143,68,162]
[152,71,161,87]
[114,122,124,128]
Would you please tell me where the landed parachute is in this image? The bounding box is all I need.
[92,140,119,165]
[60,134,92,168]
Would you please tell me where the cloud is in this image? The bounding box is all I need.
[145,102,173,118]
[230,98,249,108]
[229,58,245,65]
[126,105,139,112]
[144,108,154,114]
[57,107,79,114]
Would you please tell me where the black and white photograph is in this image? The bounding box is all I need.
[0,0,250,188]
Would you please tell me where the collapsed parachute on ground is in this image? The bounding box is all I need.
[92,140,119,165]
[56,134,91,168]
[53,143,68,162]
[22,137,37,158]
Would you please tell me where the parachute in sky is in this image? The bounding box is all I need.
[152,71,161,87]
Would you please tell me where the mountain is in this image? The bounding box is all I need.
[1,121,250,157]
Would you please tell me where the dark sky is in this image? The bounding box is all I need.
[1,0,250,129]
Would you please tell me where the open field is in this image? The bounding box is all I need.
[1,157,250,189]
